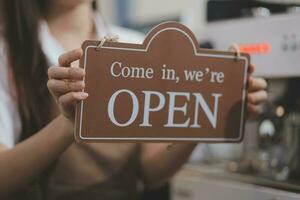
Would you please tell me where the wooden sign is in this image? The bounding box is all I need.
[75,22,250,143]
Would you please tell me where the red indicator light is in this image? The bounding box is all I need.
[239,43,271,55]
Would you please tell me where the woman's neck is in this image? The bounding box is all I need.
[45,3,97,51]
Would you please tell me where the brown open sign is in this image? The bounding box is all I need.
[75,22,250,143]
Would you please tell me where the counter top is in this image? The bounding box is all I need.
[178,164,300,193]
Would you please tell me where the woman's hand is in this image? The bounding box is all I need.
[47,48,87,122]
[247,64,268,118]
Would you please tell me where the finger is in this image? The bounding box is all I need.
[247,103,263,117]
[248,90,268,105]
[58,48,83,67]
[58,92,89,107]
[47,79,85,94]
[248,64,255,75]
[48,67,85,80]
[248,77,268,92]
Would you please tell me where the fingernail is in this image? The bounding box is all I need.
[81,92,89,98]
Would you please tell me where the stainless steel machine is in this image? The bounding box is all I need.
[189,0,300,192]
[198,11,300,78]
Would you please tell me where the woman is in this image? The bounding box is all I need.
[0,0,268,199]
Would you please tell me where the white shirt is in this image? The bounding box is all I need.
[0,13,144,148]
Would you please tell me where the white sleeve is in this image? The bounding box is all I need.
[0,39,21,149]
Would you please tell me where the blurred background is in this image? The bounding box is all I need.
[97,0,300,199]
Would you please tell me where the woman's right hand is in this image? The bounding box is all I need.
[47,48,88,122]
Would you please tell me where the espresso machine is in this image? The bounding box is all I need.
[191,0,300,184]
[245,78,300,181]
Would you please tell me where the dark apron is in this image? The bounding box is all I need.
[10,143,141,200]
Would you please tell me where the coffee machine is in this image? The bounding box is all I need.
[244,78,300,181]
[192,0,300,183]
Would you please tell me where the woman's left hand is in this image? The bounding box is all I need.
[247,64,268,118]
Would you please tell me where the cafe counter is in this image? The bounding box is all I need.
[171,164,300,200]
